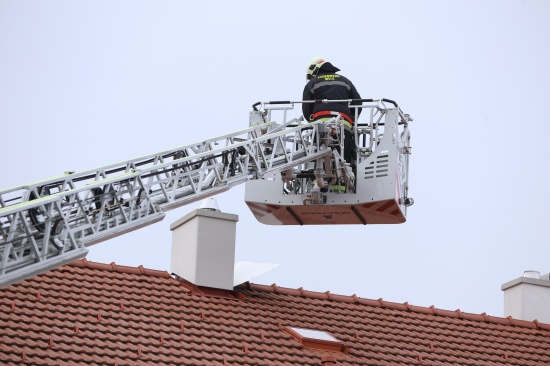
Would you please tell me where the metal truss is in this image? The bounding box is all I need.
[0,115,332,288]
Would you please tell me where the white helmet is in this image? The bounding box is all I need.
[306,56,327,80]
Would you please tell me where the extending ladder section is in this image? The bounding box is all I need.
[0,111,332,288]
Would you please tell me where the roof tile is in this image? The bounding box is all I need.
[2,259,550,365]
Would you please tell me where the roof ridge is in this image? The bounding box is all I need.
[245,282,550,331]
[67,259,171,279]
[65,260,550,332]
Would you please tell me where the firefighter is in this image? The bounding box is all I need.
[302,57,362,165]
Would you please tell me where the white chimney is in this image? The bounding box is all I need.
[170,199,238,290]
[501,270,550,323]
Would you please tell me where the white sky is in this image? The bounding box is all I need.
[1,0,549,317]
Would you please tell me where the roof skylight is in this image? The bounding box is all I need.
[288,327,339,342]
[284,326,343,352]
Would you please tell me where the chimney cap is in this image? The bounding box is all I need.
[199,198,220,212]
[502,270,550,291]
[523,270,541,279]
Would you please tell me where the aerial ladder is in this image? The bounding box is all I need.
[0,98,413,288]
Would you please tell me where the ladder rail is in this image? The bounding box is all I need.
[0,121,278,208]
[0,117,330,287]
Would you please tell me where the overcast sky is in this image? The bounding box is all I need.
[1,0,549,318]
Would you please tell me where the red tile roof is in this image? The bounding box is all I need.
[1,259,550,365]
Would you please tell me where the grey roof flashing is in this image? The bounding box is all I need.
[501,274,550,291]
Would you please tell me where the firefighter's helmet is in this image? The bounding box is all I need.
[306,57,327,80]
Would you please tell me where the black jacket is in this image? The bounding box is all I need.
[302,67,362,122]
